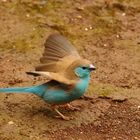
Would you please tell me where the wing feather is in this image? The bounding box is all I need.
[39,34,80,65]
[27,71,77,85]
[27,34,82,84]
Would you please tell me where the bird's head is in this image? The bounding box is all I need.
[66,59,96,79]
[74,64,96,78]
[74,60,96,78]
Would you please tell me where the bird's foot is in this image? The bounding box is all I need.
[58,104,81,111]
[54,108,74,121]
[63,103,81,111]
[55,115,74,121]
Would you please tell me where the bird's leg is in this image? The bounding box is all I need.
[51,105,73,120]
[54,108,73,121]
[60,103,81,111]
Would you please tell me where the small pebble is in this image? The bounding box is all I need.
[89,26,93,30]
[122,13,126,16]
[13,45,16,49]
[77,15,82,19]
[85,28,88,31]
[2,0,7,2]
[116,35,120,38]
[26,14,30,18]
[8,121,14,125]
[77,7,84,11]
[33,27,36,31]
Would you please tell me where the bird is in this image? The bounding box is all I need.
[0,34,96,120]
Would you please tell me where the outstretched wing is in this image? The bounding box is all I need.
[27,34,81,85]
[36,34,80,72]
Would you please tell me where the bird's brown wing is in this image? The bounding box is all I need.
[27,34,81,85]
[27,71,77,85]
[36,34,80,72]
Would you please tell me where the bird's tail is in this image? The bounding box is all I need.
[0,84,48,96]
[0,86,32,93]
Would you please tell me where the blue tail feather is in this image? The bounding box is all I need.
[0,87,32,93]
[0,84,48,96]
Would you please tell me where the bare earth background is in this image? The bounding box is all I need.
[0,0,140,140]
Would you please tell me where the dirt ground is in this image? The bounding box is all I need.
[0,0,140,140]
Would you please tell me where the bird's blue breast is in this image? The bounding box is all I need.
[38,76,90,105]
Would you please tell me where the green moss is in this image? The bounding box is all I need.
[0,26,45,53]
[87,83,120,97]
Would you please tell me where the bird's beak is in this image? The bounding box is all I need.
[89,64,96,71]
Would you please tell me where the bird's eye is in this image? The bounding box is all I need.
[82,66,86,70]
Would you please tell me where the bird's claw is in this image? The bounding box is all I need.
[54,115,74,121]
[66,105,81,111]
[60,104,81,111]
[54,108,74,121]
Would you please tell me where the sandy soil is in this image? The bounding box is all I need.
[0,0,140,140]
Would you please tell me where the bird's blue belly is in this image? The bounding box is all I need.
[40,79,89,104]
[41,89,82,104]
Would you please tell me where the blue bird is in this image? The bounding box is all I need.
[0,34,96,120]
